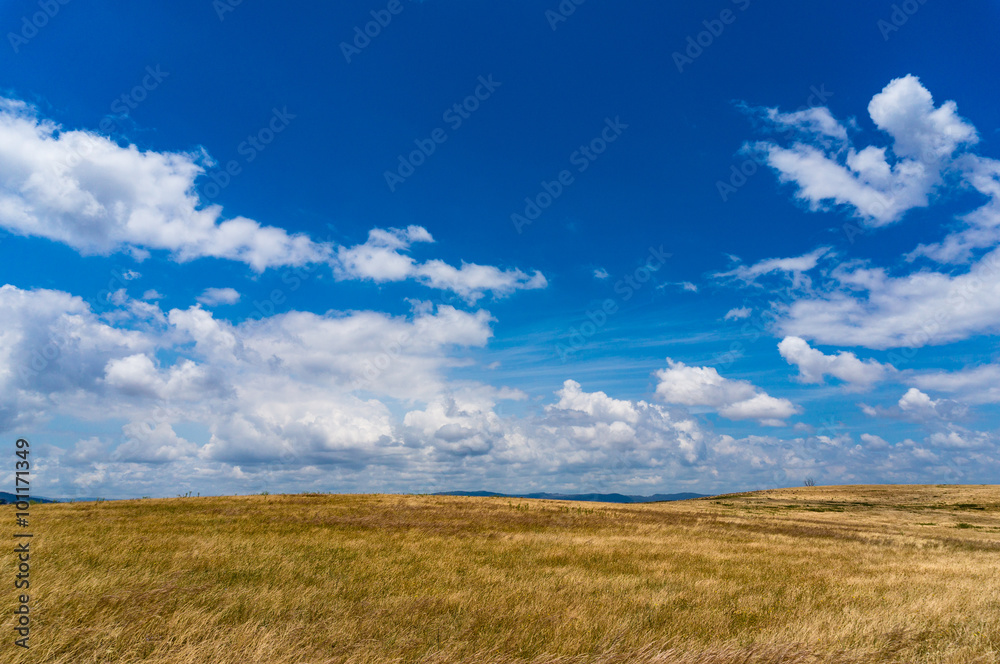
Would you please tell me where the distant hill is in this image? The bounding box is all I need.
[434,490,707,503]
[0,491,57,504]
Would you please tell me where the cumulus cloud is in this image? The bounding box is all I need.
[0,98,332,270]
[537,380,709,467]
[925,428,994,450]
[653,359,800,424]
[858,387,968,424]
[775,248,1000,348]
[0,281,499,446]
[112,422,199,464]
[0,99,547,300]
[777,336,894,388]
[0,284,152,430]
[753,75,977,226]
[722,78,1000,349]
[911,363,1000,404]
[894,387,968,423]
[6,280,873,498]
[23,302,1000,496]
[9,73,999,496]
[548,379,640,424]
[860,433,890,449]
[907,155,1000,264]
[898,387,939,416]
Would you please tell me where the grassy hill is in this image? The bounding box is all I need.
[6,485,999,663]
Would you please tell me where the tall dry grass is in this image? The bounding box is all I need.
[3,485,999,663]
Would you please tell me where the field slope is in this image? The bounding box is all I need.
[5,485,1000,663]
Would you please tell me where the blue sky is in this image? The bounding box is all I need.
[1,0,999,498]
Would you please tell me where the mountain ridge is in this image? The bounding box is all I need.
[0,491,57,504]
[433,490,708,503]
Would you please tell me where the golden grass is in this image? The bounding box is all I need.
[5,485,1000,663]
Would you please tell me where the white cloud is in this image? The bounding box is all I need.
[531,380,709,467]
[907,155,1000,264]
[0,283,773,496]
[102,353,221,402]
[657,281,699,293]
[754,75,977,226]
[593,268,609,280]
[775,247,1000,348]
[898,387,939,417]
[911,363,1000,404]
[0,98,332,271]
[0,284,152,429]
[866,75,977,162]
[860,433,890,449]
[760,106,848,143]
[112,422,198,463]
[23,308,1000,496]
[334,226,547,302]
[653,359,800,424]
[737,76,1000,350]
[777,336,893,388]
[894,387,967,422]
[196,287,240,306]
[925,428,993,450]
[714,247,831,287]
[857,387,967,424]
[0,99,547,300]
[548,379,640,424]
[724,307,751,321]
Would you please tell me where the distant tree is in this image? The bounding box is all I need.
[804,477,816,487]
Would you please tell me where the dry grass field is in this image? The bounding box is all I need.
[4,485,1000,664]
